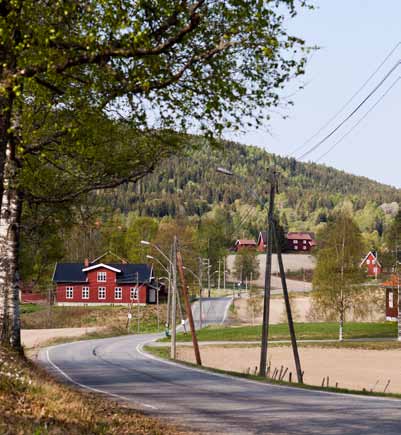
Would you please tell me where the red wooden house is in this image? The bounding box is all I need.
[53,258,156,306]
[286,232,316,252]
[257,231,267,252]
[360,251,382,278]
[234,239,256,251]
[382,275,399,320]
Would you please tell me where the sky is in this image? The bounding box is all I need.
[225,1,401,188]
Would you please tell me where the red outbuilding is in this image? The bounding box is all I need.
[53,259,156,306]
[360,251,382,278]
[257,231,267,252]
[234,239,257,251]
[382,275,400,320]
[286,232,316,252]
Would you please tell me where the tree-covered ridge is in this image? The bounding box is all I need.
[106,139,401,230]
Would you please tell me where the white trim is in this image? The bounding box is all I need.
[66,286,73,299]
[114,287,122,299]
[82,286,90,299]
[360,251,382,268]
[98,287,106,299]
[55,302,146,306]
[82,263,121,273]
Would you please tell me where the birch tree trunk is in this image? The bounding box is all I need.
[0,139,22,349]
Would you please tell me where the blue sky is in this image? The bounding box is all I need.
[225,1,401,188]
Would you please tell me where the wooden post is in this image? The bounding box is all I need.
[176,249,202,365]
[272,218,303,384]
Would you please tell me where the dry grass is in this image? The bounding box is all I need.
[21,304,167,333]
[0,346,192,434]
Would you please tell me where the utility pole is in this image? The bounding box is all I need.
[272,218,303,383]
[207,258,211,298]
[223,257,226,292]
[136,272,140,334]
[199,257,203,329]
[171,236,177,359]
[177,248,202,365]
[218,259,221,291]
[259,169,276,377]
[395,245,401,342]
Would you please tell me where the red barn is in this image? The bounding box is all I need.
[234,239,256,251]
[360,251,382,278]
[286,232,316,252]
[53,260,156,306]
[382,275,399,320]
[257,231,267,252]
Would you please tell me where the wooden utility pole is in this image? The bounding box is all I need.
[177,249,202,365]
[259,169,276,377]
[199,257,203,329]
[272,218,303,383]
[170,236,177,359]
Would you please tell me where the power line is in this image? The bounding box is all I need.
[289,41,401,157]
[297,59,401,161]
[316,75,401,162]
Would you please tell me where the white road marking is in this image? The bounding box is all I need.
[137,342,401,403]
[45,347,158,410]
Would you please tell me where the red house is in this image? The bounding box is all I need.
[257,231,267,252]
[234,239,256,251]
[382,275,399,320]
[53,259,156,306]
[360,251,382,278]
[286,232,316,252]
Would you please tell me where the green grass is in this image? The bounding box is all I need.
[160,321,397,342]
[20,303,46,315]
[144,344,401,400]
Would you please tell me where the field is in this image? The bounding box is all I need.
[161,321,397,342]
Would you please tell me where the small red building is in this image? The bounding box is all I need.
[234,239,257,251]
[53,260,156,306]
[286,232,316,252]
[360,251,382,278]
[382,275,399,320]
[257,231,267,252]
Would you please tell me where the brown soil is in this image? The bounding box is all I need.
[178,345,401,394]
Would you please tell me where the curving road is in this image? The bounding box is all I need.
[38,333,401,435]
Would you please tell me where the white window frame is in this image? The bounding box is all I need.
[114,287,122,300]
[82,286,89,299]
[66,287,73,299]
[130,287,139,301]
[97,271,107,282]
[389,291,394,309]
[293,240,298,244]
[303,246,307,250]
[98,287,106,299]
[294,245,298,250]
[366,259,371,265]
[303,240,307,244]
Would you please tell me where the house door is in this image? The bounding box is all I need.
[148,288,156,303]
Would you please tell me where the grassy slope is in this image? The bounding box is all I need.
[0,347,189,435]
[160,322,397,342]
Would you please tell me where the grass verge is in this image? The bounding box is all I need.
[0,345,190,434]
[144,344,401,400]
[159,322,397,342]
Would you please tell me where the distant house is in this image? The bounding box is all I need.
[53,257,156,306]
[382,275,400,320]
[360,251,382,278]
[286,232,316,252]
[234,239,256,252]
[256,231,268,252]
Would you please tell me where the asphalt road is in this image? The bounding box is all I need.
[39,332,401,435]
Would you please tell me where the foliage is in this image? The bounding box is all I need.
[234,250,260,282]
[312,212,367,339]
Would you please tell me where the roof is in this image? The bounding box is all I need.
[53,263,153,284]
[360,251,382,268]
[257,231,267,245]
[286,232,316,241]
[235,239,256,246]
[382,275,401,288]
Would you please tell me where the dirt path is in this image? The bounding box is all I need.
[22,327,98,349]
[178,345,401,394]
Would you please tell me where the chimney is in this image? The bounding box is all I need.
[84,258,89,267]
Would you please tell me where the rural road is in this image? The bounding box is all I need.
[39,333,401,435]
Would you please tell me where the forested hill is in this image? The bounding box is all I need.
[106,139,400,233]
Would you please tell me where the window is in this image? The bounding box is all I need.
[303,240,307,245]
[97,271,107,282]
[293,240,298,244]
[389,291,394,309]
[366,259,371,265]
[115,287,122,299]
[130,287,139,300]
[82,287,89,299]
[303,246,307,250]
[294,246,298,250]
[66,287,73,299]
[98,287,106,299]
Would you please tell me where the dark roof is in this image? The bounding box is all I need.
[53,263,152,284]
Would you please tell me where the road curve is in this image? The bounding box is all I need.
[38,334,401,435]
